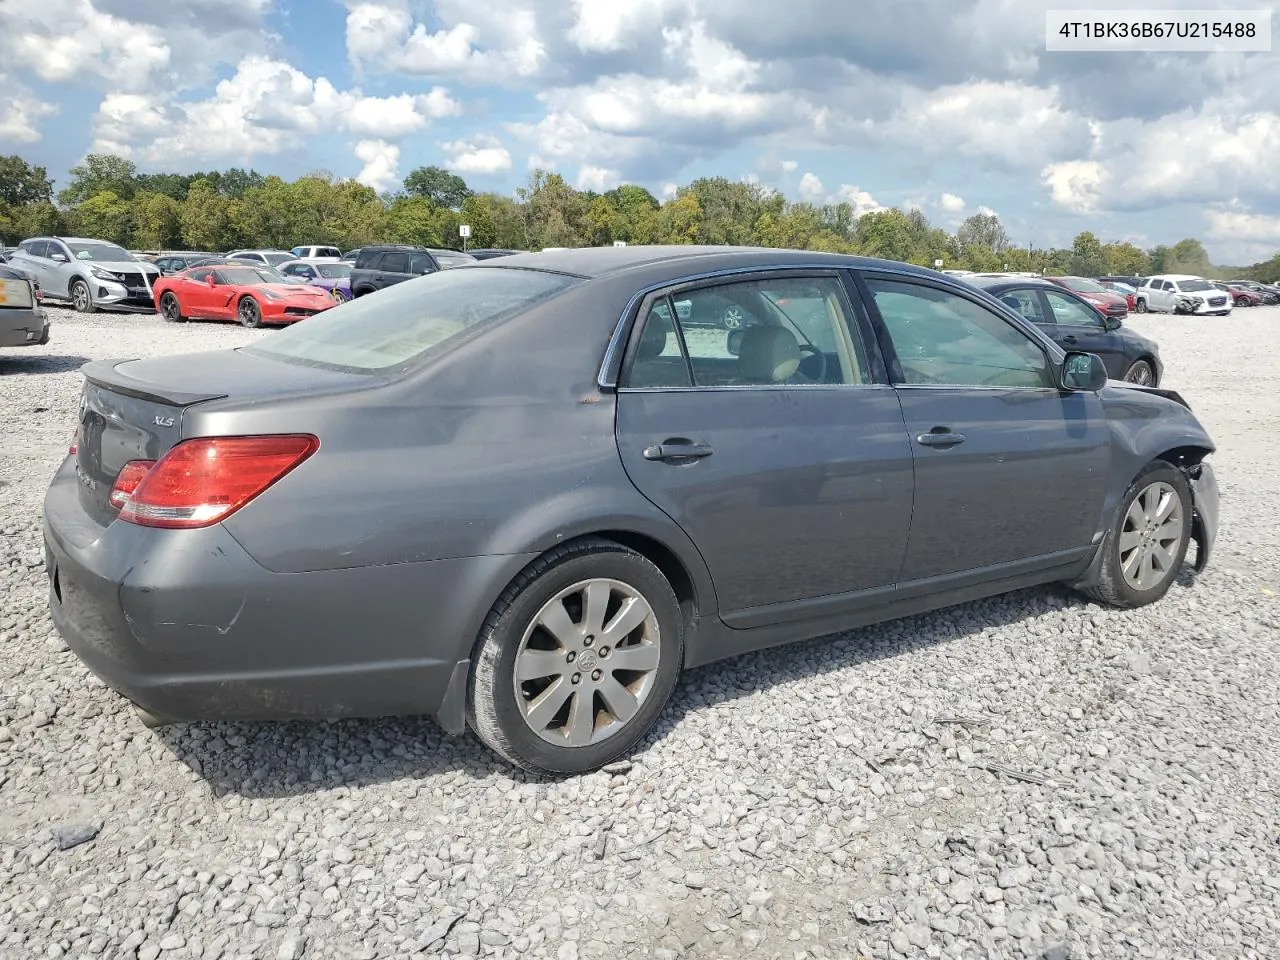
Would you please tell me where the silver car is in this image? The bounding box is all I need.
[0,264,50,348]
[8,237,161,313]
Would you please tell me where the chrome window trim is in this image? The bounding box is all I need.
[597,260,943,390]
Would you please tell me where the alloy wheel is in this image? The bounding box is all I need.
[72,281,90,312]
[1124,361,1154,386]
[1118,481,1184,591]
[513,578,661,747]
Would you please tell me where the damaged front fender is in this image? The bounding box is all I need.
[1186,460,1219,574]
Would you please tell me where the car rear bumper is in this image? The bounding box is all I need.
[0,307,50,347]
[43,456,531,731]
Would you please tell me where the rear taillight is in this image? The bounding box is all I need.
[118,435,318,529]
[109,460,156,508]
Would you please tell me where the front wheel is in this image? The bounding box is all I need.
[70,278,95,313]
[467,539,683,775]
[1081,461,1192,609]
[1123,359,1155,386]
[237,296,263,328]
[1134,298,1148,313]
[159,292,185,323]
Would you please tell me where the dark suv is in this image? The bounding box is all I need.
[349,245,477,297]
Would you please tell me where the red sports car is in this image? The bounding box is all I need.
[152,263,337,328]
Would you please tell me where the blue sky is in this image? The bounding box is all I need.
[1,0,1278,264]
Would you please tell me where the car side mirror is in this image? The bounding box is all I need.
[1103,316,1121,331]
[726,329,744,356]
[1060,351,1107,392]
[50,252,68,263]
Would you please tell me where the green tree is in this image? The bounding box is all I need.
[0,155,54,206]
[134,173,195,201]
[1069,230,1106,275]
[70,190,132,244]
[655,192,704,244]
[518,170,587,248]
[403,165,472,209]
[1101,241,1148,276]
[956,212,1009,253]
[180,178,232,249]
[457,194,498,248]
[854,209,917,262]
[131,191,182,249]
[59,154,139,206]
[1166,238,1211,275]
[385,196,443,245]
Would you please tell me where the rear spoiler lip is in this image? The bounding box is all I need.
[80,358,229,407]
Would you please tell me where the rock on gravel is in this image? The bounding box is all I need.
[1,305,1279,959]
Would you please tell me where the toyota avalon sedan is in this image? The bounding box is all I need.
[44,247,1219,775]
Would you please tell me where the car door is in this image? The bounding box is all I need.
[46,239,79,298]
[857,272,1111,586]
[1036,288,1127,378]
[615,270,915,626]
[179,267,217,317]
[202,268,240,320]
[14,240,52,290]
[1151,280,1174,312]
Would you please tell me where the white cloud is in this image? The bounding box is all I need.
[354,139,400,192]
[1041,160,1105,214]
[830,184,885,217]
[88,55,460,165]
[576,164,618,191]
[567,0,685,53]
[938,192,965,213]
[797,172,824,199]
[0,74,58,143]
[976,204,998,218]
[780,159,797,173]
[441,134,514,175]
[344,0,544,82]
[1205,208,1280,244]
[661,182,678,199]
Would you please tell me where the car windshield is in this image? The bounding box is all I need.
[219,266,277,285]
[314,263,351,278]
[1178,279,1213,292]
[68,242,132,262]
[244,267,582,373]
[1061,277,1106,292]
[435,254,475,269]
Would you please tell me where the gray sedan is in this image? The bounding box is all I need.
[44,247,1220,774]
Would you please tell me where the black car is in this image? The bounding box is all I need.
[152,252,220,276]
[349,244,477,297]
[966,275,1162,386]
[44,246,1219,775]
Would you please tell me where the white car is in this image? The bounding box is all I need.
[225,249,298,268]
[1135,274,1232,316]
[290,245,342,260]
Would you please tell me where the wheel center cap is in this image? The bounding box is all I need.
[578,650,598,671]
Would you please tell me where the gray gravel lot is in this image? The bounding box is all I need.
[2,305,1278,959]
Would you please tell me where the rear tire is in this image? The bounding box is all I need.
[70,278,95,313]
[467,538,683,775]
[1081,460,1192,609]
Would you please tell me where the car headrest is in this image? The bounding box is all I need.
[636,318,669,361]
[738,325,801,383]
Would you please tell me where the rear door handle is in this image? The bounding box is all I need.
[916,430,966,448]
[643,440,714,461]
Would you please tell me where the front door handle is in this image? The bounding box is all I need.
[643,439,714,461]
[1061,334,1078,344]
[916,430,966,448]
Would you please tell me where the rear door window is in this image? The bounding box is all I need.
[381,252,410,273]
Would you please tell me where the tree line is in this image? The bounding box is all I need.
[1,153,1276,282]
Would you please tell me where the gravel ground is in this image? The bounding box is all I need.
[2,305,1278,960]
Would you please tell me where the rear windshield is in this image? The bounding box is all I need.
[243,267,583,373]
[1061,277,1106,292]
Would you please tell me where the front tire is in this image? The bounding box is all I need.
[70,278,95,313]
[159,292,186,323]
[237,296,263,328]
[1123,359,1156,386]
[1081,460,1192,609]
[467,539,683,775]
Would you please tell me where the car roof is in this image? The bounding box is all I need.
[467,244,947,281]
[1149,273,1202,281]
[964,275,1060,291]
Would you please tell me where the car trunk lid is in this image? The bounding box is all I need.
[74,349,370,526]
